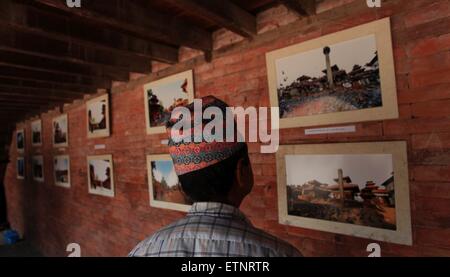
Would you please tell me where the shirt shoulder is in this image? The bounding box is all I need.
[246,226,303,257]
[129,216,302,257]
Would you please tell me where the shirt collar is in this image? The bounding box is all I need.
[188,202,251,224]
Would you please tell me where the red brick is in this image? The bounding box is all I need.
[412,99,450,118]
[398,83,450,104]
[408,33,450,58]
[413,165,450,182]
[403,1,450,28]
[409,69,450,89]
[412,133,450,150]
[416,227,450,248]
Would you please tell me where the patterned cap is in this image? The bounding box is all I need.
[166,96,245,176]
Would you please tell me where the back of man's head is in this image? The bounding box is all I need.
[166,96,251,204]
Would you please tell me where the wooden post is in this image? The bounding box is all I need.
[338,169,344,206]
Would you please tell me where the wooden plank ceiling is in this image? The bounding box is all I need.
[0,0,316,129]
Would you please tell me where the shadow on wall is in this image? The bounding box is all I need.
[0,128,13,229]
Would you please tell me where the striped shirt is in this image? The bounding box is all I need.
[129,202,302,257]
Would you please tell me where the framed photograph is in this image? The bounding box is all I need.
[266,17,398,128]
[17,157,25,180]
[53,114,69,148]
[276,141,412,245]
[31,119,42,147]
[144,70,194,134]
[32,155,44,183]
[86,94,110,138]
[54,155,71,188]
[147,155,191,212]
[16,129,25,153]
[87,155,114,197]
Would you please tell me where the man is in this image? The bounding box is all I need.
[129,96,301,257]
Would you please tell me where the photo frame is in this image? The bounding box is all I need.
[87,155,114,197]
[86,94,110,138]
[266,17,398,128]
[32,155,44,183]
[16,129,25,153]
[54,155,71,188]
[147,154,191,212]
[144,70,195,135]
[31,119,42,147]
[276,141,412,245]
[17,157,25,180]
[53,114,69,148]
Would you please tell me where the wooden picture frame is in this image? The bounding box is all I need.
[276,141,412,245]
[53,114,69,148]
[54,155,71,188]
[31,119,42,147]
[266,17,398,129]
[16,129,25,153]
[32,155,44,183]
[17,157,25,180]
[86,94,110,139]
[147,154,191,212]
[144,70,195,135]
[87,155,114,198]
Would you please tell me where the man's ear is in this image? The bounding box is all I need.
[234,157,245,187]
[235,156,252,189]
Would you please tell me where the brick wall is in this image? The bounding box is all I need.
[4,0,450,256]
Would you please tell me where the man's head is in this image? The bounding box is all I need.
[166,96,253,207]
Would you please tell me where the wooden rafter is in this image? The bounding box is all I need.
[0,1,179,65]
[33,0,213,52]
[279,0,316,16]
[164,0,257,38]
[0,50,130,82]
[0,26,151,74]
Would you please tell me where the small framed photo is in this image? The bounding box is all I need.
[54,155,71,188]
[86,94,110,138]
[17,157,25,180]
[87,155,114,197]
[31,119,43,147]
[32,155,44,183]
[16,129,25,153]
[276,141,412,245]
[144,70,194,135]
[266,18,398,128]
[147,155,191,212]
[53,114,69,148]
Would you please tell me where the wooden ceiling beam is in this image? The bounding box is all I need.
[34,0,213,52]
[0,77,98,94]
[0,1,179,64]
[164,0,257,38]
[0,65,111,89]
[0,93,77,104]
[0,94,65,103]
[0,50,130,82]
[278,0,316,16]
[0,26,151,74]
[0,86,85,99]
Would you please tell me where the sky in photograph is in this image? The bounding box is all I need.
[54,157,69,171]
[276,34,377,88]
[285,154,393,188]
[54,116,67,132]
[152,160,179,188]
[146,79,188,109]
[88,100,106,122]
[90,159,110,182]
[32,121,41,132]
